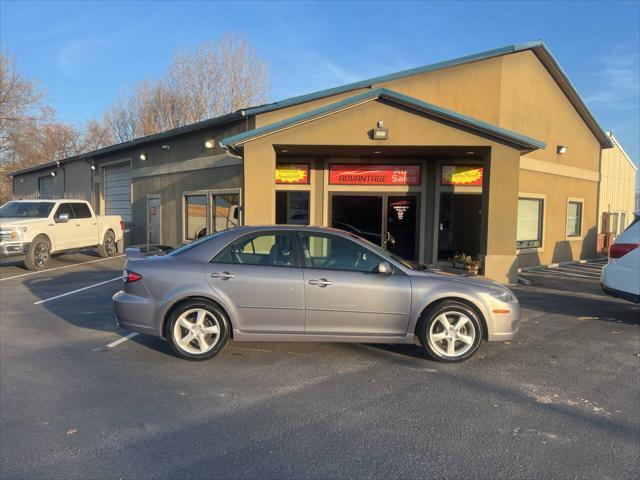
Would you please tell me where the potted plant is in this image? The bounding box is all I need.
[450,253,483,274]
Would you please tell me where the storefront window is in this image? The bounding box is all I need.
[517,198,543,249]
[276,191,310,225]
[567,201,583,237]
[184,195,207,240]
[212,193,240,232]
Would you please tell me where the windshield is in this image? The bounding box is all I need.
[0,202,55,219]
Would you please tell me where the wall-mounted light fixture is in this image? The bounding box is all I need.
[19,178,24,183]
[556,145,567,154]
[56,160,61,167]
[466,151,475,155]
[373,120,388,140]
[161,144,170,150]
[139,153,147,161]
[50,171,56,177]
[90,164,96,171]
[204,139,215,149]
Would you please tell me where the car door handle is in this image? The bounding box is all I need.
[210,271,234,280]
[309,278,333,287]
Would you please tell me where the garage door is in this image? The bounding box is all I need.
[104,163,132,222]
[38,176,54,199]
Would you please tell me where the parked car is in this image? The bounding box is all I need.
[0,199,124,270]
[601,212,640,303]
[113,226,520,362]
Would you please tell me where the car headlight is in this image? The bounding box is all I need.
[0,227,27,242]
[490,289,517,303]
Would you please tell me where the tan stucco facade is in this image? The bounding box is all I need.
[240,49,608,282]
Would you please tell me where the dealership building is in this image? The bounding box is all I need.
[10,41,630,283]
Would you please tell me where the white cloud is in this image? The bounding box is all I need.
[585,46,640,110]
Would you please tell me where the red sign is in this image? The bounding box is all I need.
[276,164,310,184]
[441,165,484,186]
[329,164,421,185]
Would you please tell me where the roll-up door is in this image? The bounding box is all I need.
[104,163,132,222]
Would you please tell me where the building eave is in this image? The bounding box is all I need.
[7,111,245,178]
[221,88,546,153]
[245,41,612,149]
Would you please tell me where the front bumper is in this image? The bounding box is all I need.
[0,242,30,258]
[485,299,521,342]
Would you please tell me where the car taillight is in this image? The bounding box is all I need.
[123,270,142,283]
[119,220,125,231]
[609,243,640,259]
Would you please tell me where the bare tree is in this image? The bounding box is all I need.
[0,52,46,163]
[104,34,270,141]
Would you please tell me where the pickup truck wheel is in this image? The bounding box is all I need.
[24,235,51,270]
[98,231,117,257]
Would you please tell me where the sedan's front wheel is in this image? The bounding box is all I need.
[167,300,230,360]
[417,301,483,362]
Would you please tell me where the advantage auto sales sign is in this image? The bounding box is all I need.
[329,164,421,185]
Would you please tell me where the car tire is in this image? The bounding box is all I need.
[417,300,483,363]
[24,235,51,270]
[167,299,231,361]
[97,230,117,257]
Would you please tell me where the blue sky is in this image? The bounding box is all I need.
[1,0,639,171]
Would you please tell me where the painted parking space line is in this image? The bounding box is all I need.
[1,255,124,282]
[106,332,140,348]
[33,277,122,305]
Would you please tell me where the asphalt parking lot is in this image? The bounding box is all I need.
[0,253,638,479]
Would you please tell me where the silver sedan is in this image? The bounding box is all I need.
[113,226,520,362]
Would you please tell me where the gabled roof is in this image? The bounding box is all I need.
[606,132,638,171]
[222,88,546,152]
[244,41,612,148]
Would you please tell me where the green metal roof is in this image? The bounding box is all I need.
[244,41,612,148]
[222,87,546,151]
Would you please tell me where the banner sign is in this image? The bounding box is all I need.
[441,165,483,186]
[329,164,421,185]
[276,164,310,184]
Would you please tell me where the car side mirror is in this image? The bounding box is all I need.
[377,261,393,275]
[56,212,70,223]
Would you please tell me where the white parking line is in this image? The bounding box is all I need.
[106,332,139,348]
[33,277,121,305]
[1,255,124,282]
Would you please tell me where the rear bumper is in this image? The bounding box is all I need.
[0,242,30,258]
[112,290,163,336]
[601,284,640,304]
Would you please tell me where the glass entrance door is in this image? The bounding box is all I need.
[437,192,482,261]
[331,194,418,261]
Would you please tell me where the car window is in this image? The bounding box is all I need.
[54,203,75,221]
[300,233,382,272]
[71,203,92,219]
[213,233,295,267]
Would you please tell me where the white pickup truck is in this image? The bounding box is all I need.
[0,199,124,270]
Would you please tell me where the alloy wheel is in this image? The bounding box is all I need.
[34,243,50,268]
[427,311,476,358]
[105,234,116,255]
[172,308,222,355]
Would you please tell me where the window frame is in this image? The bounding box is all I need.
[565,198,584,240]
[70,202,93,219]
[210,230,302,268]
[276,190,311,226]
[296,231,388,274]
[181,188,242,243]
[183,193,208,242]
[516,194,545,253]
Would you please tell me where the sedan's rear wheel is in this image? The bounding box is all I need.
[167,300,230,360]
[417,301,483,362]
